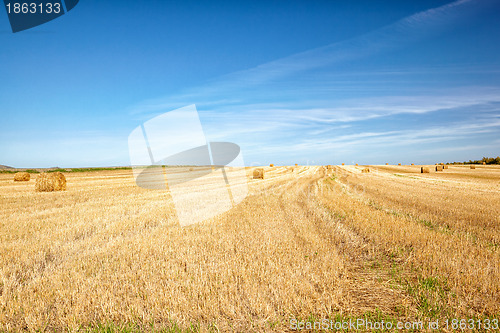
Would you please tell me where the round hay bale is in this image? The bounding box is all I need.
[361,168,370,173]
[355,163,358,166]
[14,172,30,182]
[443,165,448,169]
[411,163,415,166]
[398,163,401,166]
[483,162,486,165]
[386,163,389,165]
[470,165,475,169]
[435,165,443,172]
[35,173,55,192]
[52,172,66,191]
[253,168,264,179]
[35,172,66,192]
[295,164,298,167]
[341,163,345,166]
[421,167,430,173]
[269,164,274,167]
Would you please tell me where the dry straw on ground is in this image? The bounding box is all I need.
[35,172,67,192]
[1,165,500,331]
[421,167,430,173]
[361,168,370,173]
[436,166,443,172]
[13,172,30,182]
[253,168,264,179]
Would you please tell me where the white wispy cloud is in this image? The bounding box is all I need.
[248,117,500,156]
[124,0,500,165]
[128,0,497,117]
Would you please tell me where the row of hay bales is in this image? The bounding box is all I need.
[420,165,450,173]
[255,161,478,179]
[254,163,301,180]
[13,171,67,192]
[438,162,476,169]
[269,163,300,167]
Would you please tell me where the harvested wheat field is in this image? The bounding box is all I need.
[0,165,499,331]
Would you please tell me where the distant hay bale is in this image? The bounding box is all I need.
[295,164,298,167]
[421,167,430,173]
[341,163,345,166]
[443,165,448,169]
[483,162,486,165]
[361,168,370,173]
[355,163,358,166]
[435,165,443,171]
[35,172,67,192]
[386,163,389,165]
[269,164,274,167]
[253,168,264,179]
[189,167,194,171]
[14,172,30,182]
[411,163,415,166]
[398,163,401,166]
[470,165,475,169]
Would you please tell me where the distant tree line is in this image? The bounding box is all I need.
[447,156,500,165]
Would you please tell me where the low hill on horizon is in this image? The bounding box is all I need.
[0,164,14,170]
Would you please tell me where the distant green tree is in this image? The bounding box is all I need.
[456,156,500,165]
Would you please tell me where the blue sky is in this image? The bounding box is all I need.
[1,0,499,167]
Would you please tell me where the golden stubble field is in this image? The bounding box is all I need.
[0,165,499,332]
